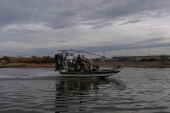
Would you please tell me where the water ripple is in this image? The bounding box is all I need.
[0,68,170,112]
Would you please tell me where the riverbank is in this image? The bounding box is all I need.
[0,61,170,68]
[0,63,55,68]
[98,61,170,68]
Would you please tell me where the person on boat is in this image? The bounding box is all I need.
[77,55,82,69]
[82,55,87,70]
[67,59,73,72]
[93,62,100,71]
[73,58,78,71]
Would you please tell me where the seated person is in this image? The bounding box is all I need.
[72,58,78,71]
[77,55,82,69]
[67,61,72,72]
[93,62,100,71]
[82,55,87,70]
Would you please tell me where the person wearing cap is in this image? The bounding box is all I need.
[93,62,100,71]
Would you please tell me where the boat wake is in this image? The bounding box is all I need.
[0,68,59,80]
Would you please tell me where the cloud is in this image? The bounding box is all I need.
[1,0,170,56]
[55,40,68,43]
[81,0,170,22]
[1,37,169,57]
[1,0,170,29]
[119,20,142,25]
[68,37,169,52]
[91,23,113,29]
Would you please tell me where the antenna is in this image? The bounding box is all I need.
[148,42,151,56]
[126,44,129,56]
[103,51,105,58]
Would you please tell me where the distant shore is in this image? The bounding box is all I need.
[1,61,170,68]
[98,61,170,68]
[0,63,55,68]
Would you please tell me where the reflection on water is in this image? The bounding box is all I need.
[55,78,126,112]
[1,68,170,113]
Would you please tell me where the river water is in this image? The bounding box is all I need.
[0,67,170,113]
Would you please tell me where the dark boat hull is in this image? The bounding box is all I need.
[60,70,119,74]
[59,69,121,78]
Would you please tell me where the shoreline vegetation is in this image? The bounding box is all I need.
[1,61,170,68]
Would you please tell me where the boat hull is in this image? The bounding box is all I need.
[59,70,120,78]
[58,65,126,78]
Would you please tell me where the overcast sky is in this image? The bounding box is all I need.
[0,0,170,57]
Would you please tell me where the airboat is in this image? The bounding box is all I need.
[55,50,125,78]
